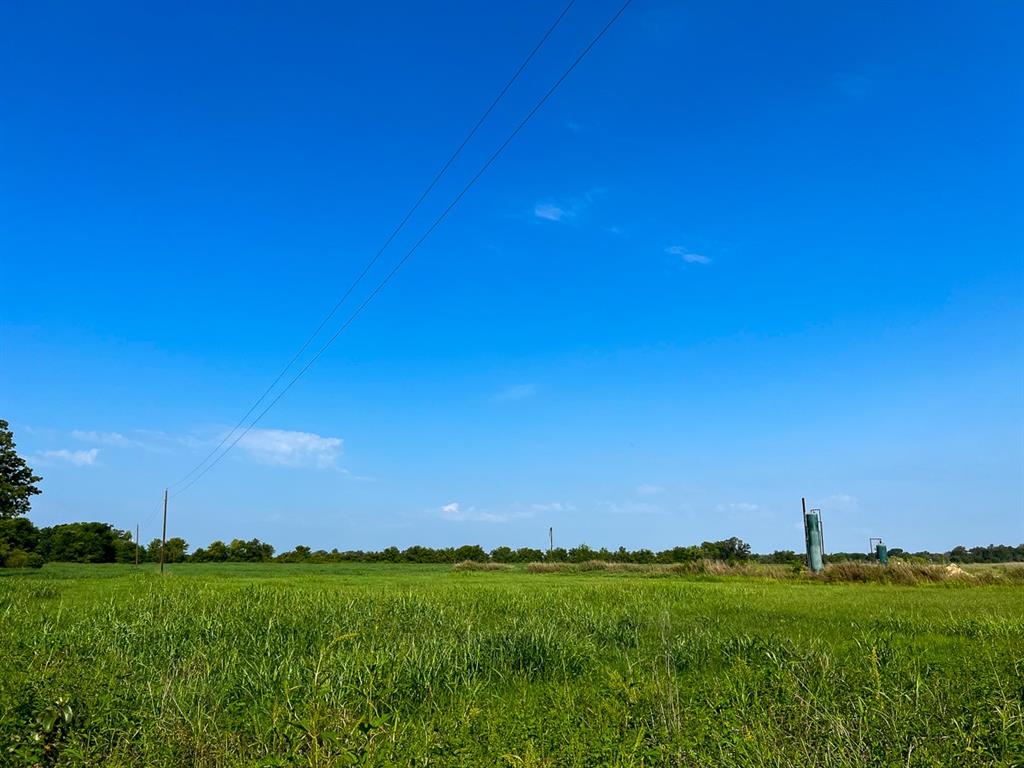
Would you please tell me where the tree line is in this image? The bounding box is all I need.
[2,517,1022,568]
[1,420,1021,569]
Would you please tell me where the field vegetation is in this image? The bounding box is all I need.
[1,563,1022,767]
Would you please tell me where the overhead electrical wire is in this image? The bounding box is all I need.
[168,0,578,492]
[172,0,634,499]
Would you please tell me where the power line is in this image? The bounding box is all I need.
[169,0,578,493]
[173,0,633,499]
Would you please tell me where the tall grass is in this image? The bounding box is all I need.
[0,564,1021,766]
[517,558,1024,584]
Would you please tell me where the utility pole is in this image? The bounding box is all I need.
[548,526,554,555]
[160,489,168,575]
[135,524,139,566]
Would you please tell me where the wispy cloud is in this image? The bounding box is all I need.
[665,245,711,264]
[534,203,569,222]
[236,428,342,469]
[533,188,607,224]
[71,430,143,448]
[493,383,537,402]
[439,502,515,524]
[38,448,99,466]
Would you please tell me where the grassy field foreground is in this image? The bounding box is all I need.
[1,564,1022,767]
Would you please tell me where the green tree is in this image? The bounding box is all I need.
[147,536,189,563]
[0,420,42,519]
[38,522,119,563]
[0,517,40,558]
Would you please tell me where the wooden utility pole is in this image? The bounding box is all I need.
[160,489,168,574]
[135,524,139,566]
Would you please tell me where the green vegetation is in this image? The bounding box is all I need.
[0,419,42,521]
[2,563,1021,766]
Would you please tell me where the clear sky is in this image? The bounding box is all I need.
[2,0,1022,554]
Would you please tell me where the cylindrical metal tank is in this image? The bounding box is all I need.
[875,542,889,565]
[804,510,824,573]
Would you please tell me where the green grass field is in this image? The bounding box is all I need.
[1,564,1022,767]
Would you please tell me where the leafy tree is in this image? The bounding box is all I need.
[546,547,568,562]
[0,517,40,557]
[0,420,42,519]
[38,523,119,563]
[490,546,515,563]
[147,536,188,563]
[514,547,544,563]
[3,550,43,568]
[227,538,274,562]
[453,544,487,562]
[700,537,751,562]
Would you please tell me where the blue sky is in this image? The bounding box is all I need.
[2,0,1021,554]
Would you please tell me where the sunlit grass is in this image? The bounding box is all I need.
[1,563,1021,766]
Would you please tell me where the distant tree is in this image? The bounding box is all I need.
[453,544,487,562]
[701,538,751,562]
[514,547,544,563]
[112,529,138,563]
[277,544,311,562]
[489,546,515,563]
[0,517,40,558]
[147,536,188,563]
[0,420,43,519]
[227,538,274,562]
[39,522,121,563]
[546,547,568,562]
[631,548,657,564]
[568,544,595,563]
[206,540,230,562]
[657,546,703,563]
[758,549,801,565]
[164,537,188,563]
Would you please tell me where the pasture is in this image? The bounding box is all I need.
[1,563,1022,767]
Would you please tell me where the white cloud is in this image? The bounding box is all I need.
[534,203,568,222]
[533,188,608,224]
[236,428,342,469]
[71,430,135,447]
[440,501,549,524]
[636,484,665,496]
[39,448,99,466]
[665,245,711,264]
[493,383,536,402]
[439,502,514,524]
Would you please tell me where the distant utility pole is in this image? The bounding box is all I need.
[135,524,139,566]
[160,489,168,575]
[549,526,554,555]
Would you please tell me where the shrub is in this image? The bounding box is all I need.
[3,549,43,569]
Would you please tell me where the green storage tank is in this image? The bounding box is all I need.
[802,499,824,573]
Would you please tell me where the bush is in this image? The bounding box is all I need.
[3,549,43,569]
